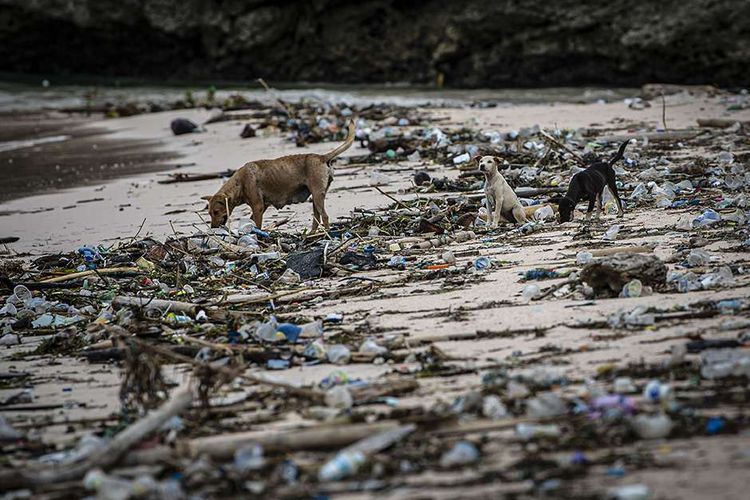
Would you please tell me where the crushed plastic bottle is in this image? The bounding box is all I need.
[692,209,721,228]
[576,251,593,265]
[516,423,561,440]
[327,344,351,364]
[482,395,509,419]
[325,385,353,409]
[631,413,673,439]
[522,283,540,302]
[318,424,415,481]
[359,338,388,356]
[525,392,567,418]
[533,205,555,221]
[441,251,456,264]
[439,441,480,467]
[234,444,265,474]
[687,249,712,267]
[613,377,636,394]
[602,224,621,241]
[452,152,471,164]
[474,256,491,270]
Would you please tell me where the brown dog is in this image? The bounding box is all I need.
[203,121,355,231]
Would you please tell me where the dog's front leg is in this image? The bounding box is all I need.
[250,201,264,229]
[585,197,595,220]
[492,196,505,227]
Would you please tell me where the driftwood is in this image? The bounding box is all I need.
[124,420,403,465]
[590,245,654,257]
[0,387,193,490]
[697,118,749,128]
[158,169,236,184]
[597,130,699,143]
[580,253,668,296]
[111,296,201,315]
[40,267,141,284]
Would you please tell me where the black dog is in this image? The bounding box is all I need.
[549,141,629,222]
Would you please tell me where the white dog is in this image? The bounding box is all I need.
[477,156,527,226]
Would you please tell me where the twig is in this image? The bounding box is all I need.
[374,186,410,210]
[532,277,579,301]
[257,78,295,118]
[539,129,585,166]
[661,92,668,131]
[40,267,141,284]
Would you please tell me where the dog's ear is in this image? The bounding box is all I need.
[547,195,564,205]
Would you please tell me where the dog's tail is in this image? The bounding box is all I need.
[608,140,631,167]
[321,120,356,162]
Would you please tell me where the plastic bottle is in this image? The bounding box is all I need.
[325,385,353,409]
[442,251,456,264]
[522,284,540,302]
[359,338,388,356]
[534,205,555,221]
[576,251,593,265]
[692,209,721,228]
[318,450,366,481]
[525,392,567,418]
[687,249,711,267]
[327,344,351,364]
[252,251,281,263]
[474,257,491,270]
[237,234,259,248]
[453,152,471,164]
[603,224,620,241]
[631,413,673,439]
[515,423,561,440]
[234,444,265,474]
[482,395,508,419]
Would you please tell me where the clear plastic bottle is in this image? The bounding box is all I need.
[318,450,366,481]
[327,344,351,364]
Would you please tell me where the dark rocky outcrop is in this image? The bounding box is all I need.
[0,0,747,87]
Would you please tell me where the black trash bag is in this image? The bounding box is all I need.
[285,248,325,280]
[339,251,377,270]
[171,118,199,136]
[240,124,256,138]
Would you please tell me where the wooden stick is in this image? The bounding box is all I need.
[111,296,200,315]
[40,267,141,283]
[124,420,402,465]
[697,118,749,128]
[597,130,699,143]
[0,387,193,490]
[590,245,654,257]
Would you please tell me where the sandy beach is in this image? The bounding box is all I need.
[1,87,749,498]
